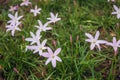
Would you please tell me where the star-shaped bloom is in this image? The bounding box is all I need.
[6,22,21,36]
[30,5,41,16]
[20,0,31,6]
[47,12,61,23]
[106,37,120,55]
[27,39,47,55]
[8,12,23,25]
[85,31,106,51]
[42,47,62,68]
[35,20,52,32]
[25,31,41,45]
[112,5,120,19]
[9,5,19,12]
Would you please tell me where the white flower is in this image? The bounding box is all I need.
[27,39,47,55]
[25,31,41,45]
[6,22,21,36]
[30,5,41,16]
[112,5,120,19]
[35,20,52,32]
[8,12,23,25]
[6,12,23,36]
[9,5,19,12]
[85,31,106,51]
[20,0,31,6]
[42,47,62,68]
[47,12,61,23]
[106,37,120,54]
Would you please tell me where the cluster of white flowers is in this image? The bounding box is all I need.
[6,12,23,36]
[85,2,120,55]
[6,0,62,68]
[85,31,120,55]
[25,12,61,67]
[5,0,120,68]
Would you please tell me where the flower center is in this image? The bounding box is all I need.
[114,45,117,48]
[39,47,42,50]
[92,39,96,44]
[118,10,120,14]
[52,55,54,58]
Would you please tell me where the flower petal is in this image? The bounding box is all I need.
[96,43,101,51]
[117,14,120,19]
[42,52,50,58]
[95,31,100,40]
[27,46,36,50]
[55,56,62,62]
[25,38,33,42]
[90,43,95,50]
[17,16,23,21]
[11,30,15,36]
[113,5,118,11]
[113,37,117,44]
[38,20,42,27]
[97,40,107,44]
[85,39,92,42]
[47,47,53,55]
[8,14,14,19]
[54,48,61,56]
[52,59,56,67]
[85,33,93,39]
[113,46,118,53]
[111,12,117,14]
[106,42,114,46]
[45,58,52,65]
[38,50,42,55]
[42,39,47,46]
[50,12,54,18]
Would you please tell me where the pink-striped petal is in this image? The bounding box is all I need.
[113,5,118,11]
[47,47,53,55]
[52,59,56,67]
[85,33,93,39]
[95,31,100,40]
[54,48,61,56]
[55,56,62,62]
[90,43,95,50]
[85,39,92,42]
[112,12,117,14]
[45,58,52,65]
[42,52,50,58]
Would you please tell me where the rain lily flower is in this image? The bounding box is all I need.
[6,22,21,36]
[25,31,41,45]
[47,12,61,23]
[112,5,120,19]
[85,31,106,51]
[30,5,41,16]
[8,12,23,25]
[35,20,52,32]
[20,0,31,6]
[42,47,62,68]
[106,37,120,55]
[6,12,23,36]
[9,5,19,12]
[27,39,47,55]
